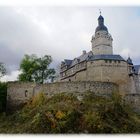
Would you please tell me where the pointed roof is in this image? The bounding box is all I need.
[127,57,133,65]
[95,14,108,33]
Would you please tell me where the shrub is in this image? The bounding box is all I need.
[0,92,140,133]
[0,82,7,112]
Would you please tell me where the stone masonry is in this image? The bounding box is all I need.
[7,81,118,111]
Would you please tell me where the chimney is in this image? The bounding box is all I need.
[82,50,86,55]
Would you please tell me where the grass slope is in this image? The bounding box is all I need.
[0,92,140,134]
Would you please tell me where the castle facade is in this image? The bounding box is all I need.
[60,14,140,95]
[7,14,140,112]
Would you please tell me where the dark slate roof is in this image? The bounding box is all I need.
[88,54,125,61]
[95,25,108,33]
[70,51,93,67]
[64,59,72,66]
[62,53,126,68]
[95,15,108,33]
[134,65,140,74]
[98,15,104,20]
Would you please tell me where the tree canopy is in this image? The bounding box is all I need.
[0,82,7,112]
[18,54,55,84]
[0,63,6,78]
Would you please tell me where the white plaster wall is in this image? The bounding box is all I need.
[91,30,113,55]
[92,45,113,55]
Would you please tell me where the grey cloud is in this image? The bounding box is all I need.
[0,7,140,80]
[0,7,54,74]
[0,42,22,74]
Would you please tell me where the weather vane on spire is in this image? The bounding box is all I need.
[99,9,101,15]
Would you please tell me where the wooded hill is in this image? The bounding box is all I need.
[0,91,140,133]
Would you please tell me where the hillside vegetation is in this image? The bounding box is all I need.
[0,82,7,113]
[0,92,140,134]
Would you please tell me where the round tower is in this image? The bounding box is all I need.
[91,14,113,55]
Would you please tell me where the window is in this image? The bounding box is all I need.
[105,60,108,63]
[25,90,28,97]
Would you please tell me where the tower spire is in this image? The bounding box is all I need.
[99,9,101,15]
[95,11,108,33]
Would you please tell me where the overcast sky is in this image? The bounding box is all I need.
[0,7,140,81]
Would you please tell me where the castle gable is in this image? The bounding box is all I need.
[63,51,93,68]
[64,59,72,66]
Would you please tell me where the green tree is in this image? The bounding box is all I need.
[0,63,6,78]
[0,82,7,112]
[0,63,6,112]
[18,54,55,84]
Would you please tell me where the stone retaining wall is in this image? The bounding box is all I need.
[7,81,118,111]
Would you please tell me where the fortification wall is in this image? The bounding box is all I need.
[34,81,118,96]
[7,81,118,111]
[121,74,140,112]
[124,94,140,112]
[7,82,36,111]
[86,60,130,95]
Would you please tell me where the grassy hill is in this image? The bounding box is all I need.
[0,92,140,134]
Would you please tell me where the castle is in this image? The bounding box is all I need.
[7,13,140,112]
[60,14,140,95]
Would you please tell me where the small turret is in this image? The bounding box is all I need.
[127,57,135,76]
[127,57,133,65]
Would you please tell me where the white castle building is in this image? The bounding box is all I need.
[60,14,140,95]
